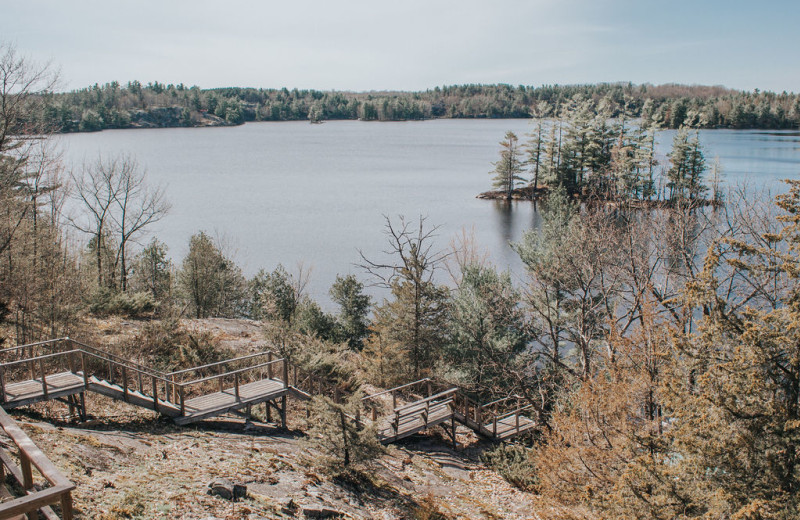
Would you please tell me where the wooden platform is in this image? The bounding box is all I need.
[176,378,288,425]
[483,415,536,440]
[379,402,454,443]
[3,372,85,408]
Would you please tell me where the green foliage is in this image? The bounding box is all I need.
[129,238,172,304]
[330,274,371,350]
[481,444,537,492]
[87,287,156,317]
[32,81,800,133]
[490,131,526,197]
[249,265,298,322]
[443,264,528,398]
[667,126,708,200]
[178,232,247,318]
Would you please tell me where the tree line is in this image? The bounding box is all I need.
[26,77,800,132]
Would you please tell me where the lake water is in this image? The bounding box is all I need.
[56,120,800,308]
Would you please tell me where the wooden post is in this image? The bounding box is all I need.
[218,368,224,393]
[61,492,74,520]
[80,392,87,421]
[171,375,177,403]
[426,380,432,397]
[0,366,6,403]
[40,359,48,399]
[372,407,377,422]
[81,352,88,390]
[67,351,75,373]
[493,416,498,438]
[107,360,113,383]
[68,395,76,418]
[392,391,397,410]
[137,371,143,394]
[152,376,159,412]
[281,395,287,428]
[282,359,288,389]
[179,385,185,416]
[121,366,128,402]
[267,352,273,380]
[234,372,240,402]
[266,400,272,423]
[451,417,457,450]
[20,452,33,490]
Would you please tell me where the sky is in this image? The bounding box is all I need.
[2,0,798,93]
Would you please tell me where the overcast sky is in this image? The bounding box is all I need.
[2,0,798,93]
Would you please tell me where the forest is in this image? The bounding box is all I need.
[486,95,715,202]
[3,44,800,519]
[31,77,800,132]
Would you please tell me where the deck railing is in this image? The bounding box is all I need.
[0,408,74,519]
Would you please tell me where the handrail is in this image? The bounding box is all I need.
[0,338,68,352]
[394,388,458,413]
[491,404,534,423]
[66,339,166,379]
[0,349,81,368]
[0,407,74,519]
[167,351,273,376]
[363,378,431,400]
[79,349,176,386]
[180,358,285,386]
[480,394,523,409]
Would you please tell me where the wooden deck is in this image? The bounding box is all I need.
[378,402,454,443]
[176,378,288,425]
[483,415,536,440]
[3,372,85,408]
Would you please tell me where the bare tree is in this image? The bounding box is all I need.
[0,43,58,256]
[359,215,450,378]
[70,154,170,290]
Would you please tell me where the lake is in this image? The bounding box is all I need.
[56,120,800,308]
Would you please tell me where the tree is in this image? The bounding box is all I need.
[303,392,382,474]
[0,43,58,258]
[129,238,172,303]
[490,131,525,199]
[178,232,247,318]
[667,127,707,200]
[329,274,371,350]
[70,154,169,290]
[360,216,449,379]
[443,264,528,399]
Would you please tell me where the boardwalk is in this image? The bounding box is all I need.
[0,339,536,445]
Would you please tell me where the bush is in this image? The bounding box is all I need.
[131,317,230,371]
[481,443,537,491]
[88,287,157,317]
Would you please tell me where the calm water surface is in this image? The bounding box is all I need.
[57,120,800,307]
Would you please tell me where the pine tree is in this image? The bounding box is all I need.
[490,131,526,199]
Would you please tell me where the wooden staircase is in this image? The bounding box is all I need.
[0,338,292,427]
[361,379,536,445]
[0,339,536,444]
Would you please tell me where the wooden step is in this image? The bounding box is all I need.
[88,377,181,417]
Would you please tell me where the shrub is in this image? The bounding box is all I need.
[481,443,537,491]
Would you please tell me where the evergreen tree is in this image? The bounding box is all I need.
[329,274,371,350]
[490,131,526,199]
